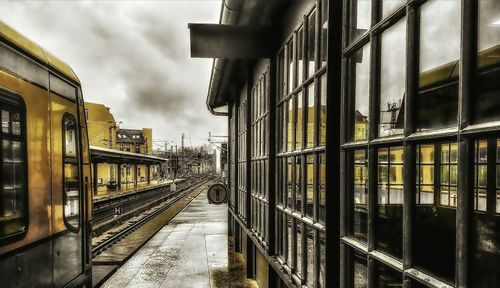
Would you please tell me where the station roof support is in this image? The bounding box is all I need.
[90,145,166,165]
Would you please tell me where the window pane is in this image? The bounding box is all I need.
[305,226,315,287]
[63,116,80,230]
[417,0,460,131]
[350,43,370,141]
[376,146,403,259]
[472,138,500,287]
[375,262,403,288]
[287,157,293,208]
[298,26,304,85]
[278,50,286,99]
[351,149,368,242]
[320,74,327,146]
[379,19,406,137]
[415,142,456,283]
[475,0,500,123]
[348,249,367,288]
[306,155,314,218]
[307,10,316,78]
[288,99,295,151]
[348,0,371,44]
[474,140,488,212]
[319,231,326,287]
[320,0,328,67]
[319,153,326,223]
[2,110,9,133]
[296,92,303,150]
[296,223,303,278]
[306,84,315,148]
[288,40,295,94]
[295,157,302,212]
[382,0,405,19]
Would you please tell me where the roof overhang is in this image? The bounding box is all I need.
[189,24,273,59]
[90,145,166,165]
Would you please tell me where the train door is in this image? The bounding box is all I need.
[50,76,84,287]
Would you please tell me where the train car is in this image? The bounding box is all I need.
[0,22,92,287]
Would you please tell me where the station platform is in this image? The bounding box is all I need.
[101,186,228,288]
[93,179,183,200]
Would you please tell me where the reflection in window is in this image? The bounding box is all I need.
[417,0,460,131]
[306,84,315,148]
[306,155,314,218]
[348,0,371,44]
[350,44,370,141]
[320,74,327,146]
[375,262,402,288]
[414,143,456,283]
[307,10,316,78]
[382,0,406,19]
[350,149,368,242]
[0,103,27,240]
[376,146,403,259]
[475,0,500,123]
[348,249,367,288]
[298,26,304,85]
[287,99,295,151]
[295,157,302,212]
[296,92,303,150]
[306,226,314,288]
[319,153,326,223]
[287,216,293,265]
[287,157,293,208]
[379,19,405,137]
[63,115,80,230]
[320,0,328,67]
[497,139,500,213]
[440,143,458,207]
[416,144,434,205]
[278,50,286,99]
[319,231,326,287]
[474,140,487,212]
[288,40,295,94]
[296,223,303,278]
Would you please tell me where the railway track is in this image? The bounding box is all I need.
[91,178,212,257]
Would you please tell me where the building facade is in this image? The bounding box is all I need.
[190,0,500,287]
[85,102,156,192]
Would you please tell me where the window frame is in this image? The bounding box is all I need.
[62,112,82,233]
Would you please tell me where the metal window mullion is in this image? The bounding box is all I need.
[403,142,416,271]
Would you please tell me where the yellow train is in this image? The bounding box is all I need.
[0,22,92,287]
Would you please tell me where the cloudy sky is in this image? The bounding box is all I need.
[0,0,225,149]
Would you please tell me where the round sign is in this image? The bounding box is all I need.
[207,183,228,204]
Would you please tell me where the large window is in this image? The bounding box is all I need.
[63,114,80,231]
[0,94,27,241]
[276,1,327,286]
[349,43,370,142]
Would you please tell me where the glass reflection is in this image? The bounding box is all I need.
[348,0,371,43]
[379,19,405,137]
[320,74,327,146]
[474,140,488,212]
[288,40,295,94]
[376,146,403,259]
[320,0,328,67]
[382,0,406,19]
[440,143,458,207]
[307,10,316,78]
[296,92,303,150]
[319,153,326,223]
[472,138,500,287]
[306,155,314,218]
[295,157,302,212]
[416,144,434,205]
[348,249,367,288]
[287,157,293,208]
[306,84,315,148]
[351,149,368,242]
[475,0,500,123]
[296,223,303,278]
[417,0,460,131]
[375,262,402,288]
[350,44,370,141]
[306,226,314,288]
[298,26,304,85]
[287,99,294,152]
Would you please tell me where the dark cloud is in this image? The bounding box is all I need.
[0,0,226,146]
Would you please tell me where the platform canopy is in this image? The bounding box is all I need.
[90,146,166,165]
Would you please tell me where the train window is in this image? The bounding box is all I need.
[379,18,405,137]
[349,43,371,142]
[0,94,27,242]
[376,146,404,259]
[474,0,500,123]
[62,114,80,231]
[417,0,460,131]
